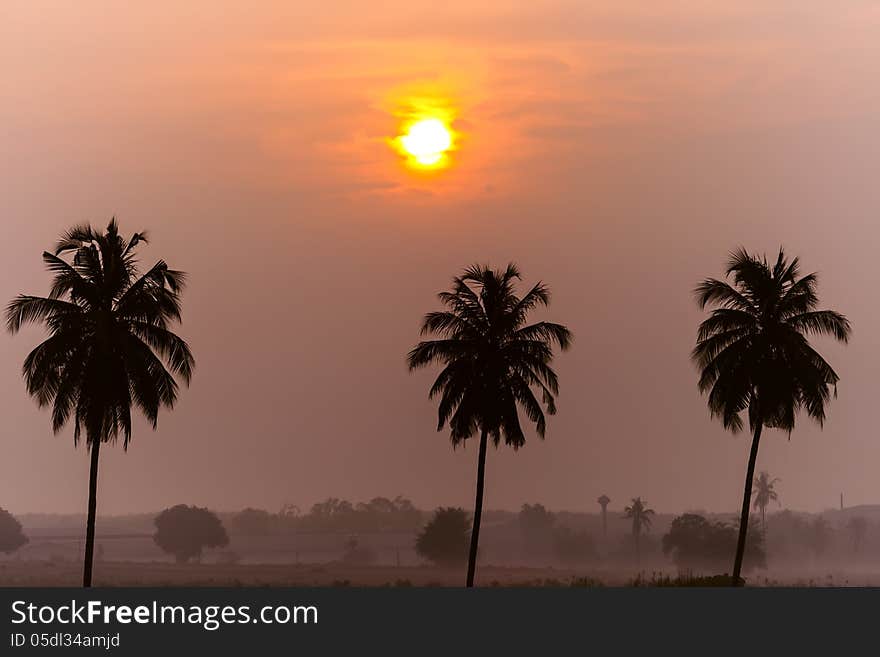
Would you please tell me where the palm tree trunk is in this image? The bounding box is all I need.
[732,421,763,586]
[466,429,488,588]
[82,439,101,588]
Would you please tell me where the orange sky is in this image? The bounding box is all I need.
[2,2,880,515]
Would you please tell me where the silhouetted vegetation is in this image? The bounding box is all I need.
[415,507,470,566]
[518,503,555,555]
[218,497,424,537]
[693,248,850,584]
[229,508,273,536]
[0,508,28,554]
[597,495,611,536]
[153,505,229,564]
[630,573,743,587]
[623,497,654,562]
[341,535,378,565]
[848,517,868,554]
[752,471,780,531]
[662,513,765,573]
[298,496,423,533]
[551,526,597,564]
[408,264,572,586]
[5,221,194,586]
[517,503,596,563]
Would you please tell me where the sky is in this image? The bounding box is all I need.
[2,1,879,516]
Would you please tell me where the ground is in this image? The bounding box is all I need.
[2,560,879,587]
[0,561,588,587]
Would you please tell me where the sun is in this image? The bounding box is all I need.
[395,117,455,169]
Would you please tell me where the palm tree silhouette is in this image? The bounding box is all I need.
[597,494,611,537]
[752,471,781,532]
[623,497,654,563]
[408,264,571,587]
[693,248,850,586]
[5,220,194,587]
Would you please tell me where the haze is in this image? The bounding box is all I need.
[2,1,879,516]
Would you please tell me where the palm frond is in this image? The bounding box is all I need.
[785,310,851,343]
[6,296,83,334]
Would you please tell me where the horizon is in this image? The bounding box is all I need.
[13,501,880,521]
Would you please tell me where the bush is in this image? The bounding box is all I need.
[153,505,229,564]
[0,508,28,554]
[415,507,470,566]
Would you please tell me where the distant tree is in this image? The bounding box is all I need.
[663,514,718,568]
[623,497,655,562]
[693,248,850,585]
[310,497,355,517]
[597,495,611,537]
[552,526,596,564]
[0,508,28,554]
[279,503,301,518]
[353,496,423,531]
[341,535,377,565]
[662,513,765,573]
[5,221,194,586]
[357,497,395,515]
[415,508,471,566]
[154,505,229,563]
[809,517,831,557]
[752,472,781,532]
[518,503,556,555]
[408,264,572,586]
[304,498,355,530]
[848,517,868,554]
[230,508,272,536]
[765,509,811,558]
[298,496,422,532]
[390,496,423,530]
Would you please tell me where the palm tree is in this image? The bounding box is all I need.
[5,220,194,587]
[623,497,654,562]
[693,248,850,586]
[752,471,781,532]
[597,494,611,537]
[407,264,571,587]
